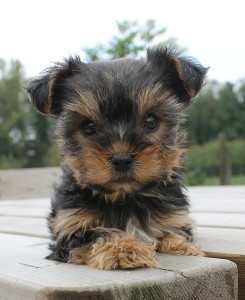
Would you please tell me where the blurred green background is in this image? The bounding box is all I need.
[0,20,244,186]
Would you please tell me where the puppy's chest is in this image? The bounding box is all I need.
[53,203,174,245]
[125,216,157,243]
[96,211,159,242]
[103,210,162,243]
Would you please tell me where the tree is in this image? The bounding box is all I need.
[0,60,29,168]
[0,59,57,168]
[216,82,245,140]
[186,80,244,144]
[25,112,55,167]
[236,80,245,138]
[185,80,220,144]
[83,19,174,61]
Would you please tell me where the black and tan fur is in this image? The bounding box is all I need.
[26,46,208,270]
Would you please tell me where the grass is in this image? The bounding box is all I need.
[203,175,245,186]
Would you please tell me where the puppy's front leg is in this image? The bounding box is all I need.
[150,210,205,257]
[49,227,158,270]
[70,228,158,270]
[156,232,205,257]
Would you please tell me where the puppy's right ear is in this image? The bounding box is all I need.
[25,56,82,116]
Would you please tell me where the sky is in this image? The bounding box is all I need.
[1,0,245,82]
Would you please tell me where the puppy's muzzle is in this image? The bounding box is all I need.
[110,153,133,173]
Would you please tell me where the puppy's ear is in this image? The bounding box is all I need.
[147,46,208,103]
[26,56,82,115]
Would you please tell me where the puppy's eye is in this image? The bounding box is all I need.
[142,114,159,131]
[81,119,99,135]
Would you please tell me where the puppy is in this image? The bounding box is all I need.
[26,46,207,270]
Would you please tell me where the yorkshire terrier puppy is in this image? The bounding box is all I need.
[26,46,207,270]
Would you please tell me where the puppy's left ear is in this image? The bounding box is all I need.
[147,46,208,103]
[25,56,83,116]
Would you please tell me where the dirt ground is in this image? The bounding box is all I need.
[0,167,61,200]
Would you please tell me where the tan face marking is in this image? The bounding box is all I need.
[137,84,171,118]
[64,91,101,122]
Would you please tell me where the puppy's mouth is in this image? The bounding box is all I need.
[111,171,135,182]
[84,161,164,194]
[92,176,160,195]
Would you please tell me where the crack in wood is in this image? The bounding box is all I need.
[19,263,40,269]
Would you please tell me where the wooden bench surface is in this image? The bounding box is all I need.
[1,186,244,299]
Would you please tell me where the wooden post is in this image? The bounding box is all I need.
[219,132,231,185]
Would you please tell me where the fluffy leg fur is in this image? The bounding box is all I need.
[69,234,158,270]
[156,232,205,256]
[49,227,158,270]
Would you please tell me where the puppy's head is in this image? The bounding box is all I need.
[26,46,207,199]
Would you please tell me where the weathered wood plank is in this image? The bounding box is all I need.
[196,227,245,300]
[1,185,244,217]
[0,198,50,208]
[191,198,245,213]
[0,233,238,300]
[192,212,245,229]
[3,199,243,217]
[0,216,49,238]
[1,201,245,245]
[0,167,60,200]
[0,206,49,218]
[190,186,245,213]
[0,187,244,299]
[0,199,50,218]
[196,227,245,255]
[2,211,245,239]
[188,186,245,200]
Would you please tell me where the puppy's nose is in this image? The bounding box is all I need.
[110,153,133,173]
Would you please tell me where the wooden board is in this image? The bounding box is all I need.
[196,227,245,256]
[0,167,60,200]
[190,186,245,212]
[191,198,245,213]
[0,216,49,238]
[0,206,49,218]
[196,227,245,300]
[2,212,245,239]
[188,186,245,201]
[0,199,50,207]
[0,233,238,300]
[1,186,244,299]
[192,212,245,229]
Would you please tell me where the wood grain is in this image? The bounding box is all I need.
[0,233,238,300]
[0,186,244,299]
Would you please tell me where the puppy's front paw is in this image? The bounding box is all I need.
[157,233,205,257]
[115,236,158,269]
[69,236,158,270]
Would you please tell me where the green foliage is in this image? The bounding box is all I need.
[227,140,245,174]
[192,175,245,186]
[184,139,245,185]
[0,60,29,168]
[43,144,61,167]
[186,80,245,144]
[0,59,57,169]
[83,19,174,61]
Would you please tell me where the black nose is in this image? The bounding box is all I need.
[110,153,133,173]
